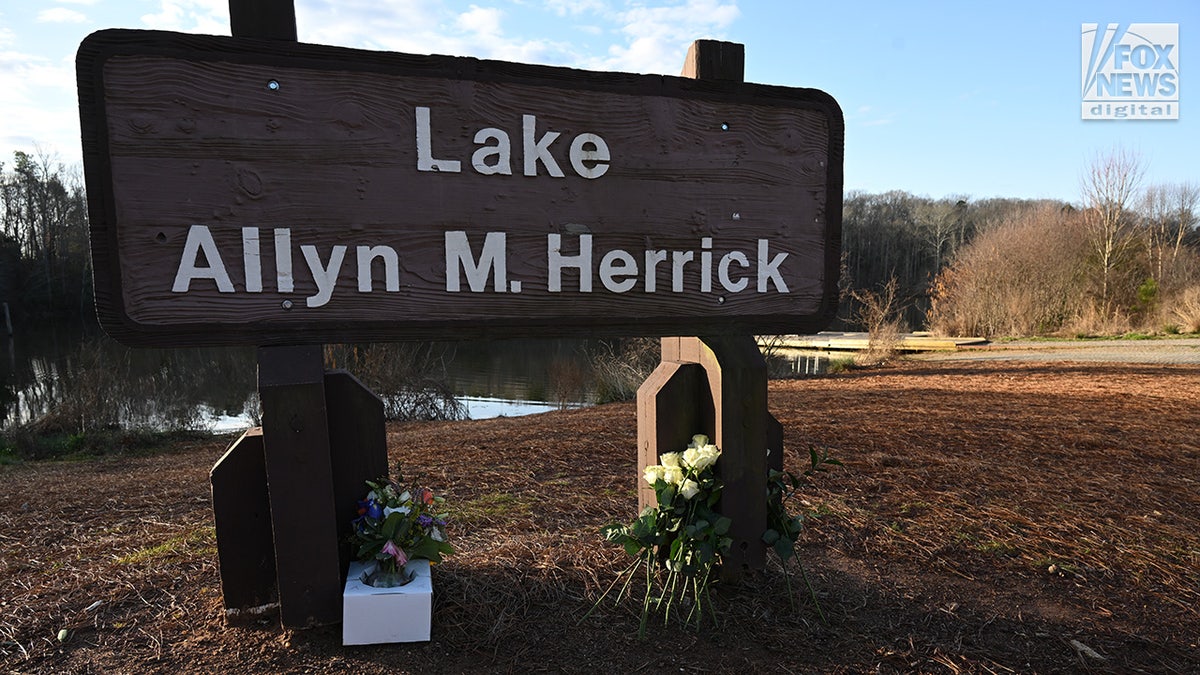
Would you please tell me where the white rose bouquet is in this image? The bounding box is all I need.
[597,434,731,636]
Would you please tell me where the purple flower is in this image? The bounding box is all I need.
[417,513,434,528]
[367,500,383,520]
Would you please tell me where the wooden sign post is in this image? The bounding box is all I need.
[210,1,388,629]
[77,0,842,628]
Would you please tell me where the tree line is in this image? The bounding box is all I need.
[839,150,1199,337]
[0,151,91,324]
[2,148,1197,337]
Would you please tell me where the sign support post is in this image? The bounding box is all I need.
[210,0,388,629]
[228,0,340,629]
[636,41,785,577]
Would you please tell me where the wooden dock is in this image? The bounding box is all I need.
[761,332,988,353]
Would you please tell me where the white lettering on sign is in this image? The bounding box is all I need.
[300,244,346,308]
[173,224,234,293]
[445,231,509,292]
[545,234,789,295]
[169,228,792,305]
[170,225,403,307]
[415,107,610,179]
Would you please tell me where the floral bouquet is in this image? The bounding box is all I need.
[594,435,840,636]
[597,434,731,635]
[350,470,454,588]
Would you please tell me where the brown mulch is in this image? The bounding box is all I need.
[1,360,1198,673]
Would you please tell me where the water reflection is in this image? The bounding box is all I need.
[0,332,608,433]
[0,328,257,432]
[1,332,836,435]
[764,349,835,378]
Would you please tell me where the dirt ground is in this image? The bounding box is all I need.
[2,358,1198,673]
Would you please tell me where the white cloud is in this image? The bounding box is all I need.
[543,0,610,17]
[297,0,580,68]
[140,0,230,35]
[0,49,81,163]
[601,0,740,74]
[297,0,442,51]
[36,8,88,24]
[456,5,504,36]
[56,0,100,5]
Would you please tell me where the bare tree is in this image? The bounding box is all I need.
[1140,182,1199,283]
[1079,147,1146,310]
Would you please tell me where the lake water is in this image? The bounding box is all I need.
[0,330,608,432]
[1,330,832,434]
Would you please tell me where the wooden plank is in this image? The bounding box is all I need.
[228,0,296,41]
[676,42,768,575]
[689,336,769,574]
[681,40,745,81]
[636,361,710,512]
[650,334,773,573]
[258,344,342,628]
[767,332,988,352]
[76,29,843,346]
[210,427,277,622]
[324,369,388,576]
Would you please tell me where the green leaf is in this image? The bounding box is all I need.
[713,516,732,536]
[773,537,795,561]
[658,485,676,507]
[381,511,405,540]
[762,528,780,545]
[406,537,444,562]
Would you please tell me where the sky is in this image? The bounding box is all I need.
[1,0,1196,203]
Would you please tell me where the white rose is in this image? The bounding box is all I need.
[660,452,682,468]
[690,434,709,448]
[643,465,665,485]
[663,466,685,486]
[682,447,701,470]
[691,445,721,472]
[679,479,701,500]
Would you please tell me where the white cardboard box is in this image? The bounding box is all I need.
[342,559,432,645]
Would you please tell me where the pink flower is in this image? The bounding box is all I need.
[381,540,408,567]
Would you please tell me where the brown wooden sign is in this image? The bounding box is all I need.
[78,29,843,346]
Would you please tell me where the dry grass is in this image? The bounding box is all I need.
[2,361,1198,673]
[1170,285,1200,333]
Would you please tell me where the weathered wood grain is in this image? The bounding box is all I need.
[210,428,277,620]
[79,30,843,345]
[324,370,388,578]
[257,345,342,628]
